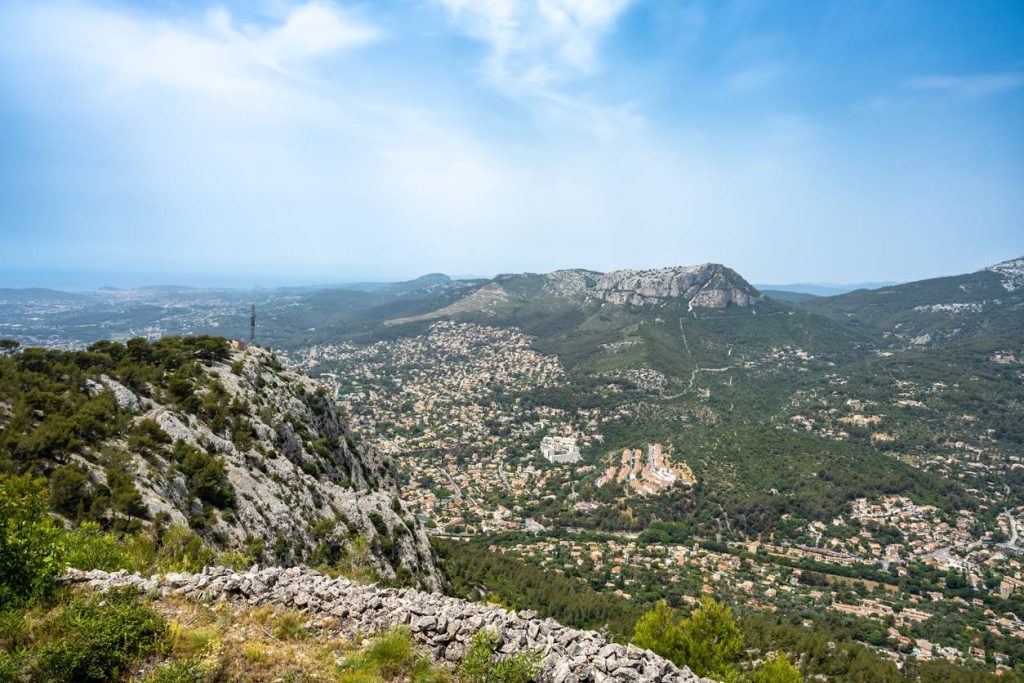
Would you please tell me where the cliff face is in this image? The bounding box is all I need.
[589,264,759,309]
[75,345,442,590]
[65,566,714,683]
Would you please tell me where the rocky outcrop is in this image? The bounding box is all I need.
[63,566,713,683]
[543,269,601,297]
[83,345,443,591]
[985,256,1024,293]
[383,263,761,325]
[588,264,759,309]
[85,375,142,412]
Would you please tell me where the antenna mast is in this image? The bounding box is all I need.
[250,304,256,345]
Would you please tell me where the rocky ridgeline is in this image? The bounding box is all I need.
[985,256,1024,293]
[587,264,758,309]
[543,269,601,297]
[63,566,713,683]
[80,345,442,590]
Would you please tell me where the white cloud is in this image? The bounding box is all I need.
[1,1,1020,284]
[3,1,380,99]
[432,0,632,93]
[430,0,637,138]
[905,72,1023,98]
[255,2,380,62]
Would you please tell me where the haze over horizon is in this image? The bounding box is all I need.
[1,0,1022,287]
[0,261,1009,293]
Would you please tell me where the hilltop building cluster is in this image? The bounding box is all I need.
[597,443,696,495]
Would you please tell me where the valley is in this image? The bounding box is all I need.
[2,258,1023,679]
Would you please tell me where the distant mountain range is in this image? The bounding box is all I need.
[754,282,897,297]
[3,256,1022,354]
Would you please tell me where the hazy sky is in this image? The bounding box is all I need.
[0,0,1022,288]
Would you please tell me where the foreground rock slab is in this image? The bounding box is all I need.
[62,566,714,683]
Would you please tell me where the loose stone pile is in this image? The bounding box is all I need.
[62,566,713,683]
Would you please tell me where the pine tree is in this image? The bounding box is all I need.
[751,653,803,683]
[633,599,683,662]
[678,597,743,679]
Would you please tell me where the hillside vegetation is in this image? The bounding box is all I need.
[0,336,440,590]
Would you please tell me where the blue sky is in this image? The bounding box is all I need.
[0,0,1021,288]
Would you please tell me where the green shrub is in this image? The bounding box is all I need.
[128,419,172,458]
[750,653,803,683]
[271,611,307,641]
[103,450,149,523]
[679,597,743,679]
[33,589,168,682]
[172,443,236,510]
[143,658,207,683]
[64,522,132,571]
[66,521,215,575]
[633,599,683,661]
[155,525,217,573]
[0,474,66,605]
[0,649,23,683]
[368,511,389,537]
[460,629,541,683]
[185,336,231,363]
[633,597,743,680]
[337,628,449,682]
[49,464,94,519]
[11,415,82,465]
[362,627,414,677]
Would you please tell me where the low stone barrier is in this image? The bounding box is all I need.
[62,566,713,683]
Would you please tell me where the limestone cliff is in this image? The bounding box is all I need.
[75,345,442,590]
[589,264,759,309]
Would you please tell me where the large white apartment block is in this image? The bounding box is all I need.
[541,435,581,464]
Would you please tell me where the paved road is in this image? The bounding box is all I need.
[497,459,511,491]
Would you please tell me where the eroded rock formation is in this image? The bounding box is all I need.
[589,264,759,309]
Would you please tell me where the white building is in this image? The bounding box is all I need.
[541,435,581,464]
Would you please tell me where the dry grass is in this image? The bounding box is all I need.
[144,598,451,682]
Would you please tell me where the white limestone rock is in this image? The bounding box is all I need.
[62,566,716,683]
[588,264,759,309]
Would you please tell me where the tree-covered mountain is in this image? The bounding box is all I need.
[796,257,1024,348]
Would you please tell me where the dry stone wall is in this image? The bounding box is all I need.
[62,566,714,683]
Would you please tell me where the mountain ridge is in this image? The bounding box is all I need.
[795,254,1024,348]
[0,337,443,590]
